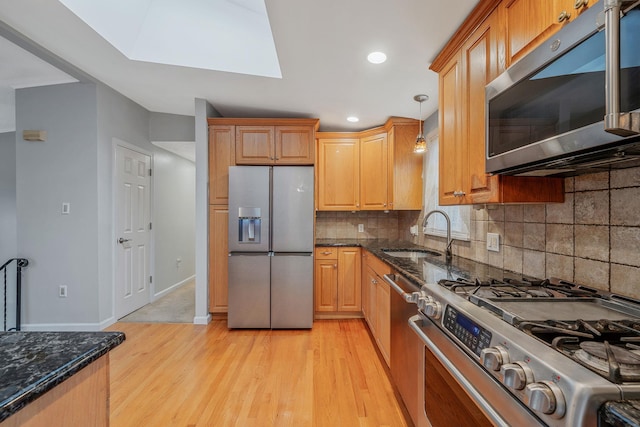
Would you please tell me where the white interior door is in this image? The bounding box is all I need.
[115,145,151,318]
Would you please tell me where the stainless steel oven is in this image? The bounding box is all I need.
[406,277,640,427]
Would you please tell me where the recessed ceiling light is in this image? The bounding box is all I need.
[367,52,387,64]
[347,116,359,123]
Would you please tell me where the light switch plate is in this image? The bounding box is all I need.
[487,233,500,252]
[62,202,70,215]
[358,224,364,233]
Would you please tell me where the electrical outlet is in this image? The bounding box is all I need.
[487,233,500,252]
[358,224,364,233]
[59,285,68,298]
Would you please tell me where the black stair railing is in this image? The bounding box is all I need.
[1,258,28,331]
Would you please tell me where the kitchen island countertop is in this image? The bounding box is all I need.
[0,331,125,422]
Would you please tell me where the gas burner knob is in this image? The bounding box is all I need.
[416,296,433,310]
[480,346,510,371]
[501,362,534,390]
[525,381,566,418]
[422,300,442,319]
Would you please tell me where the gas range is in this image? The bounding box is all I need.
[413,276,640,426]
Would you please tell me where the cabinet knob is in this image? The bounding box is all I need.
[557,10,571,22]
[574,0,588,9]
[334,264,337,268]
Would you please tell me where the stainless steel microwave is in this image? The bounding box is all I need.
[485,0,640,176]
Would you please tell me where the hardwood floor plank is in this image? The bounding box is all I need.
[107,320,409,427]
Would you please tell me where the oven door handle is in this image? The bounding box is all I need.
[383,274,418,303]
[409,315,510,427]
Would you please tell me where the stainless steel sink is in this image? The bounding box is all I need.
[381,249,441,258]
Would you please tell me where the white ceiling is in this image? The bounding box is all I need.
[0,0,480,133]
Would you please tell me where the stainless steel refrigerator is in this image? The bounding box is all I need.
[227,166,314,329]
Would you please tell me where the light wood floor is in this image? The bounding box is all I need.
[107,319,410,427]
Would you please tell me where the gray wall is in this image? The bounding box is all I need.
[150,112,195,142]
[13,82,196,329]
[16,83,100,327]
[153,150,195,294]
[194,98,219,324]
[0,132,16,264]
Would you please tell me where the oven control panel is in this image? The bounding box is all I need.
[443,305,492,357]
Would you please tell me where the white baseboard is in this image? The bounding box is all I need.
[152,274,195,301]
[193,313,211,325]
[22,322,102,332]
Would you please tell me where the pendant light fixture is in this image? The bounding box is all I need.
[413,94,428,154]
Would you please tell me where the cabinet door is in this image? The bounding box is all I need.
[235,126,274,164]
[337,247,361,311]
[314,259,338,312]
[317,138,360,210]
[275,126,314,164]
[438,51,465,205]
[361,252,370,320]
[208,126,235,205]
[364,266,378,334]
[502,0,573,67]
[209,206,229,313]
[463,14,501,204]
[388,122,423,210]
[376,279,391,366]
[360,132,389,210]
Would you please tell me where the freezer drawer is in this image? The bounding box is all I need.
[228,254,270,328]
[271,254,313,329]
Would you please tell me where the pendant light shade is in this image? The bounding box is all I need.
[413,94,428,154]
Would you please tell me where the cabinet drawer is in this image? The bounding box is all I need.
[367,252,392,278]
[315,247,338,259]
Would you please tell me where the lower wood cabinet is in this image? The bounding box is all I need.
[314,247,361,314]
[208,206,228,313]
[362,250,392,366]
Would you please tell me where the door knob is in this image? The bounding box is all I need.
[118,237,131,244]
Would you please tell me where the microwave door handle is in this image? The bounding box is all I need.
[604,0,640,136]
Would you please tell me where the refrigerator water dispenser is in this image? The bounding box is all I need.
[237,207,261,243]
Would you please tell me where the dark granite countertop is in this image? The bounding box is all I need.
[0,331,125,422]
[316,238,529,287]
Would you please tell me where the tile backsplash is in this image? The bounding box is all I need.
[317,166,640,299]
[316,211,400,241]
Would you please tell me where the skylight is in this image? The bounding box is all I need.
[58,0,282,78]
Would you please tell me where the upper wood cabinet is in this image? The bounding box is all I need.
[276,126,315,164]
[388,119,423,210]
[431,0,564,205]
[207,118,319,166]
[502,0,594,66]
[316,136,360,210]
[235,126,274,164]
[316,117,423,211]
[360,132,389,210]
[208,125,236,205]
